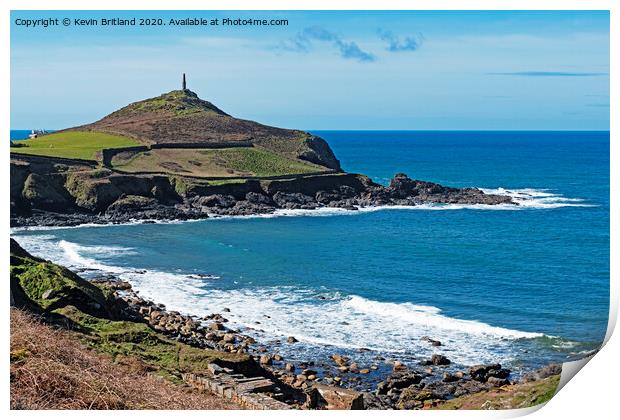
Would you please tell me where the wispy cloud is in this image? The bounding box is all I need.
[377,29,424,52]
[281,26,375,62]
[488,71,608,77]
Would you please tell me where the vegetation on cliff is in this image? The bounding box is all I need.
[63,169,124,211]
[10,238,248,409]
[433,374,560,410]
[105,89,229,119]
[9,86,515,226]
[53,305,249,380]
[10,240,111,315]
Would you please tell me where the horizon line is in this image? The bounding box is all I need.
[10,128,611,133]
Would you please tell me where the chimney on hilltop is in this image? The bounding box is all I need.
[182,73,187,91]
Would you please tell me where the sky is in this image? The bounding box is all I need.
[10,10,610,130]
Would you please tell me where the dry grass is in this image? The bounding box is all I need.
[10,309,241,410]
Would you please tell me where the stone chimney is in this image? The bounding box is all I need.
[182,73,187,90]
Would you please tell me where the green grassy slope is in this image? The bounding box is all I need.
[198,148,326,176]
[112,147,326,177]
[75,89,342,170]
[12,131,139,160]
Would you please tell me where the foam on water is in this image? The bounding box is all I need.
[15,235,221,291]
[106,274,548,367]
[13,235,550,368]
[344,296,542,340]
[14,235,131,274]
[479,188,594,209]
[207,187,593,220]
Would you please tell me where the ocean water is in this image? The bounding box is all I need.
[10,130,33,141]
[12,131,610,381]
[10,129,55,141]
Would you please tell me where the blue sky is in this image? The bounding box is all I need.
[11,10,609,130]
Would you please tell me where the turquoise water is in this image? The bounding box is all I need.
[12,131,609,375]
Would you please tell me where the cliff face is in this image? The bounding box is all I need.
[70,89,341,171]
[9,153,366,221]
[10,152,514,228]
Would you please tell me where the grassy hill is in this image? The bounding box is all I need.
[11,88,342,177]
[73,89,341,170]
[12,132,139,160]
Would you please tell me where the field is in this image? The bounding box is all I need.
[111,147,327,177]
[11,131,140,160]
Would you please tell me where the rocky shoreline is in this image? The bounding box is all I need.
[90,276,560,410]
[10,237,561,409]
[11,171,515,228]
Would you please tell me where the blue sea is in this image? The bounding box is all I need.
[10,130,33,141]
[12,131,610,383]
[10,129,55,141]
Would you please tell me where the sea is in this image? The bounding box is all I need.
[11,130,610,388]
[10,130,33,141]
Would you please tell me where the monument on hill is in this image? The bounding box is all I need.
[182,73,187,90]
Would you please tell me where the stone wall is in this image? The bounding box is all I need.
[10,152,98,167]
[101,146,149,167]
[150,141,253,149]
[182,363,291,410]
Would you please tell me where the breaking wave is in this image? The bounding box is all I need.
[12,235,551,368]
[479,188,595,209]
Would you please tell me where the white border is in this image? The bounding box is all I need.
[2,1,617,419]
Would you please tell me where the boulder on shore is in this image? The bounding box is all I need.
[307,383,364,410]
[468,364,510,383]
[331,354,349,367]
[421,354,451,366]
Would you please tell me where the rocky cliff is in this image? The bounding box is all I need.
[10,152,514,228]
